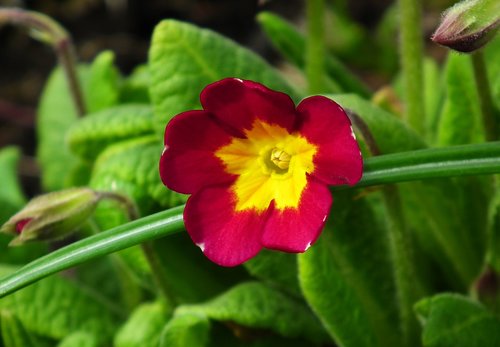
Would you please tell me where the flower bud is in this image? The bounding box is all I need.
[431,0,499,53]
[473,266,500,313]
[0,188,101,245]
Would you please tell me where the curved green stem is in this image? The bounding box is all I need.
[0,8,85,116]
[1,143,500,298]
[0,206,184,298]
[398,0,425,136]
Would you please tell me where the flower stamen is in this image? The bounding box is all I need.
[270,147,291,171]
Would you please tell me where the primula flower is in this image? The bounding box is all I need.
[160,78,363,266]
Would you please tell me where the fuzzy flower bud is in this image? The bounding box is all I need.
[431,0,499,52]
[0,188,101,245]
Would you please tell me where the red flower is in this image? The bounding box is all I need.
[160,78,363,266]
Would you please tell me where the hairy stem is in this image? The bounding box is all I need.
[350,111,421,346]
[472,51,498,141]
[306,0,325,94]
[398,0,425,136]
[0,8,85,116]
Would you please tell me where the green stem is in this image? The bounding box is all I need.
[0,8,86,116]
[306,0,325,94]
[1,143,500,298]
[471,51,498,141]
[350,111,420,346]
[382,187,420,346]
[0,206,184,298]
[398,0,425,136]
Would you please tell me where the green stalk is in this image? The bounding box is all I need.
[350,111,420,346]
[398,0,425,136]
[306,0,325,94]
[471,51,498,141]
[0,8,85,116]
[0,206,184,298]
[1,143,500,298]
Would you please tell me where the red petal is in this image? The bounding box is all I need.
[184,185,267,267]
[297,96,363,186]
[200,78,296,135]
[261,178,332,252]
[160,110,236,194]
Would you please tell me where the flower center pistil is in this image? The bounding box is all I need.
[270,147,291,171]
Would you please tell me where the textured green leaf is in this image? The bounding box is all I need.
[437,52,483,146]
[67,104,155,160]
[86,50,121,113]
[89,136,184,231]
[415,294,500,347]
[159,311,210,347]
[57,332,98,347]
[298,192,402,347]
[1,310,52,347]
[148,19,299,134]
[114,302,168,347]
[257,11,370,97]
[328,94,426,153]
[181,282,328,343]
[0,274,120,343]
[243,251,300,296]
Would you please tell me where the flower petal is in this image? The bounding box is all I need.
[184,184,267,267]
[261,178,332,252]
[297,96,363,186]
[200,78,296,134]
[160,110,236,194]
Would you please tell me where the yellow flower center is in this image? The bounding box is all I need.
[215,121,317,212]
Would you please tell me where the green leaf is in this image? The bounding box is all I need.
[0,147,26,223]
[437,52,483,146]
[149,234,247,303]
[120,64,151,104]
[114,302,168,347]
[57,332,98,347]
[67,104,155,160]
[243,251,300,296]
[86,50,121,113]
[484,36,500,111]
[36,66,89,191]
[1,310,52,347]
[257,12,370,97]
[298,192,402,347]
[0,274,120,343]
[159,311,210,347]
[328,94,426,153]
[181,282,328,343]
[415,293,500,347]
[148,19,299,134]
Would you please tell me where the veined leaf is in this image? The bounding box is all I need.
[415,293,500,347]
[67,104,155,160]
[299,192,402,347]
[120,64,151,104]
[148,19,299,134]
[0,271,120,344]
